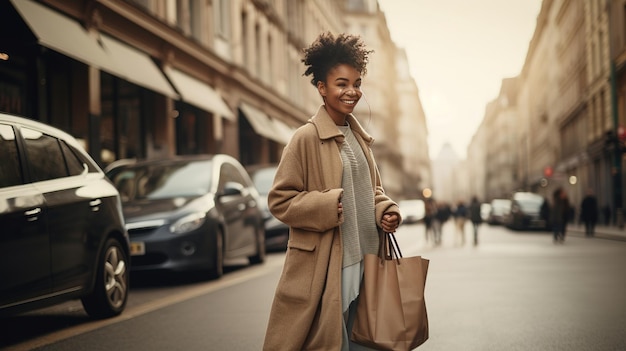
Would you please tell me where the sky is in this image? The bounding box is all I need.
[377,0,543,160]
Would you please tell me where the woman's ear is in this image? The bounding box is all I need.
[317,81,326,97]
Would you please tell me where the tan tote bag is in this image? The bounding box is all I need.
[351,232,429,351]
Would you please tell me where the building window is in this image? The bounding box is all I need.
[267,34,273,84]
[189,0,203,42]
[215,0,230,38]
[101,73,146,165]
[598,90,609,133]
[255,23,261,77]
[242,11,249,68]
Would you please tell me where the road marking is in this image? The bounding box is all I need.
[5,255,285,351]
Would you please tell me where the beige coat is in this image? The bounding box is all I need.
[263,106,400,350]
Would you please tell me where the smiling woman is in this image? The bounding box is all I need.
[262,32,401,351]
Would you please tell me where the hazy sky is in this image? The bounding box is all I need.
[377,0,543,159]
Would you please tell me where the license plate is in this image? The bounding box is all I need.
[130,241,145,256]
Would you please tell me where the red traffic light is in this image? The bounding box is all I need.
[544,166,553,178]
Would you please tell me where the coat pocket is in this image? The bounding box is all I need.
[277,240,317,303]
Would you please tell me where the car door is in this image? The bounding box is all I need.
[216,161,257,254]
[20,127,96,293]
[0,123,51,308]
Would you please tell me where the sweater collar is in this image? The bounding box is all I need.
[308,105,374,146]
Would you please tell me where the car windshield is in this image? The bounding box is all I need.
[517,198,543,211]
[251,167,276,196]
[491,200,511,213]
[108,160,213,200]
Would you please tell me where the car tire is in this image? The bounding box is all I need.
[249,225,266,265]
[81,237,129,319]
[208,229,224,279]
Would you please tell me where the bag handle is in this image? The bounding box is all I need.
[379,231,403,264]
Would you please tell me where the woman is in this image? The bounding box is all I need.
[551,187,570,243]
[469,196,482,246]
[263,32,401,350]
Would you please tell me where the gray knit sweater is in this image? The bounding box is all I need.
[338,124,379,268]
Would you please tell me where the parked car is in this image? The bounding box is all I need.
[246,164,289,251]
[488,199,512,225]
[504,192,547,231]
[0,113,130,318]
[105,155,265,279]
[398,199,425,224]
[480,203,492,222]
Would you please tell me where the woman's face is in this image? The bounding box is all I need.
[317,64,362,123]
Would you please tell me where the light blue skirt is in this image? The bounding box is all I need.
[341,262,377,351]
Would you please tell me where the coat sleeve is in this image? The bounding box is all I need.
[371,154,401,227]
[268,136,344,233]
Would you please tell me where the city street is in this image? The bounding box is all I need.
[2,221,626,351]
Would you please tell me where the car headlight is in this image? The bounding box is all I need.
[170,212,207,234]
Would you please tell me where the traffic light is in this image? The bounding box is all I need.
[543,166,553,178]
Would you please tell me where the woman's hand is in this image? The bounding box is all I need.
[381,213,399,233]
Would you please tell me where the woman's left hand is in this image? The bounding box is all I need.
[381,213,399,233]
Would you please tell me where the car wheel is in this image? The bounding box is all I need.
[81,237,129,319]
[249,225,266,265]
[208,228,224,279]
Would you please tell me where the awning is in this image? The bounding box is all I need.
[11,0,111,69]
[10,0,178,99]
[239,103,286,144]
[271,118,296,145]
[99,35,178,99]
[165,68,234,120]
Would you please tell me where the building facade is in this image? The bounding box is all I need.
[1,0,431,202]
[466,0,625,225]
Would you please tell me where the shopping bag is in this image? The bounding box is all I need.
[350,232,429,350]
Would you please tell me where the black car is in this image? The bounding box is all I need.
[246,164,289,250]
[0,113,130,318]
[505,192,547,231]
[105,155,266,279]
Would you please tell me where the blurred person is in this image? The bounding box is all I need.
[434,201,451,245]
[423,197,437,244]
[551,187,570,243]
[469,196,483,246]
[580,189,599,237]
[262,32,401,351]
[453,200,468,246]
[540,196,551,230]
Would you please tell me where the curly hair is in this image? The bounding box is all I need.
[302,32,374,86]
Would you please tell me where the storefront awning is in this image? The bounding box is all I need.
[165,68,234,121]
[10,0,178,99]
[240,103,287,145]
[99,35,179,99]
[271,118,296,145]
[11,0,111,69]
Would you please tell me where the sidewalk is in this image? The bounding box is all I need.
[567,223,626,241]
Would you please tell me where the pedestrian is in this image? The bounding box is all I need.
[423,197,437,244]
[262,32,401,351]
[580,188,599,237]
[453,200,468,246]
[434,202,451,245]
[551,187,570,243]
[540,196,551,231]
[469,196,482,246]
